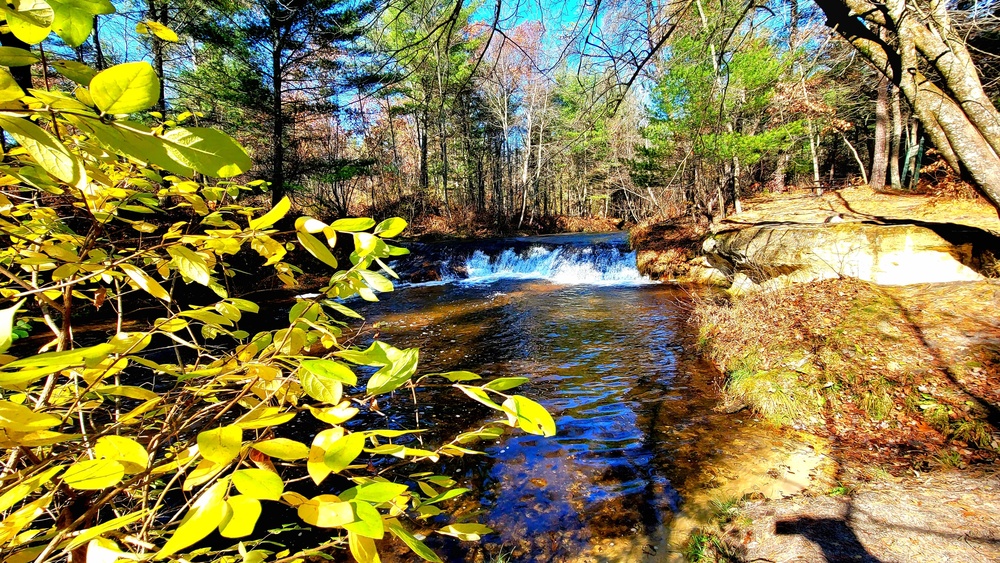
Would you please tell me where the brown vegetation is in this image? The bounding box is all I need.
[693,278,999,469]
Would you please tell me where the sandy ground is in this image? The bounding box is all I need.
[728,469,1000,563]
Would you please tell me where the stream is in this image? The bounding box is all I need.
[342,232,826,562]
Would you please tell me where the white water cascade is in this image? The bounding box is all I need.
[450,244,651,286]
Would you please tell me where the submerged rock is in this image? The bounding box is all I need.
[703,222,986,293]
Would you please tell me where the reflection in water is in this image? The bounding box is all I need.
[353,234,824,562]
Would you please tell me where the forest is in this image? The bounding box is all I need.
[36,0,997,232]
[1,0,1000,562]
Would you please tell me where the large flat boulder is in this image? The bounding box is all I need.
[704,222,983,293]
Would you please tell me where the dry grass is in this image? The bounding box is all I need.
[691,278,998,468]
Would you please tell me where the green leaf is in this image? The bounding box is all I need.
[0,68,25,101]
[301,369,343,404]
[0,299,24,354]
[49,59,97,85]
[249,196,290,230]
[0,114,86,188]
[219,495,260,538]
[160,127,251,178]
[374,217,407,238]
[94,435,148,474]
[324,432,365,473]
[49,0,109,46]
[63,459,125,490]
[90,62,160,114]
[3,2,54,44]
[166,246,211,286]
[301,359,357,385]
[251,438,309,461]
[155,480,228,559]
[0,46,39,66]
[345,482,408,504]
[436,523,493,541]
[330,217,375,232]
[232,469,283,501]
[456,386,503,410]
[366,348,419,396]
[344,501,384,539]
[483,377,529,391]
[432,371,481,382]
[502,395,556,437]
[387,519,442,563]
[297,231,338,268]
[423,487,469,505]
[119,263,170,301]
[197,425,242,465]
[358,269,394,293]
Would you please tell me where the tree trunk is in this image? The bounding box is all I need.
[889,84,903,190]
[870,76,889,190]
[269,5,285,205]
[147,0,167,113]
[814,0,1000,212]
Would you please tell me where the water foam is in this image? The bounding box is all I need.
[453,245,651,286]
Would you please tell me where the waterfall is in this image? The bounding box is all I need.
[397,233,652,286]
[453,245,649,285]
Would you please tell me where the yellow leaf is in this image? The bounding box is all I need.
[0,114,86,189]
[196,425,242,465]
[155,480,227,560]
[119,263,170,301]
[435,523,493,541]
[63,459,125,490]
[296,495,354,528]
[0,400,61,432]
[0,466,61,513]
[0,68,25,102]
[249,196,290,230]
[0,299,24,354]
[84,537,126,563]
[308,403,359,425]
[233,406,295,430]
[307,427,344,485]
[140,19,178,42]
[94,435,148,474]
[349,531,381,563]
[3,2,54,45]
[297,231,338,269]
[0,46,39,66]
[251,438,309,461]
[90,62,160,115]
[219,495,260,538]
[166,245,211,286]
[501,396,556,437]
[294,216,327,233]
[66,511,145,551]
[231,468,283,501]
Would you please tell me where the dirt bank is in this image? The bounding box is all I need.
[634,187,1000,562]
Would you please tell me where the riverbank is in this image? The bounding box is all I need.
[633,187,1000,561]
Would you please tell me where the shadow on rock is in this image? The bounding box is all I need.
[775,516,882,563]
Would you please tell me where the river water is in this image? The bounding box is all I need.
[350,232,825,562]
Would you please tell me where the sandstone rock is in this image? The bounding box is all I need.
[703,222,983,293]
